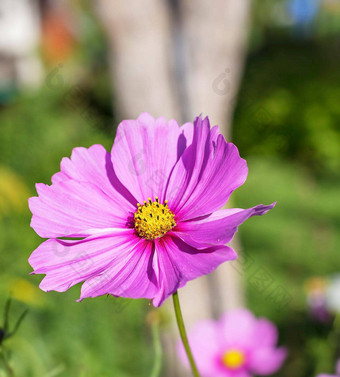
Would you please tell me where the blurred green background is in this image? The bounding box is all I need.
[0,0,340,376]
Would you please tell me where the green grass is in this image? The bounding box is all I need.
[234,157,340,314]
[233,157,340,376]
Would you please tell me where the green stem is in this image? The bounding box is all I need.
[172,291,201,377]
[0,348,14,377]
[150,320,162,377]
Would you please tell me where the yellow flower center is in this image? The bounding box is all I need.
[222,349,245,370]
[134,197,176,240]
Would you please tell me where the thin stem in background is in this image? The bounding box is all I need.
[0,348,14,377]
[172,291,201,377]
[150,320,162,377]
[8,309,28,338]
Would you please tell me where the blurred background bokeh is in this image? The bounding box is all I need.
[0,0,340,376]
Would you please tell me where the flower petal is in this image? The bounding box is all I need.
[30,144,136,238]
[176,204,276,248]
[249,347,287,375]
[252,318,279,348]
[79,237,158,300]
[29,179,133,238]
[165,116,248,221]
[52,144,136,207]
[111,112,193,203]
[29,229,138,293]
[152,235,237,306]
[219,309,257,349]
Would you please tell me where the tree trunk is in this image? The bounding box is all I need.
[95,0,181,121]
[95,1,251,375]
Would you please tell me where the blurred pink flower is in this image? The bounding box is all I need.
[305,277,332,323]
[28,113,275,306]
[178,308,287,377]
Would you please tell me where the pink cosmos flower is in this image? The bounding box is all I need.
[28,113,275,307]
[178,309,287,377]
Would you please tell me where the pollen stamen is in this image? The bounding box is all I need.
[134,198,176,240]
[222,349,245,370]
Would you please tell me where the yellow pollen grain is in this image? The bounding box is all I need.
[134,197,176,240]
[222,349,245,369]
